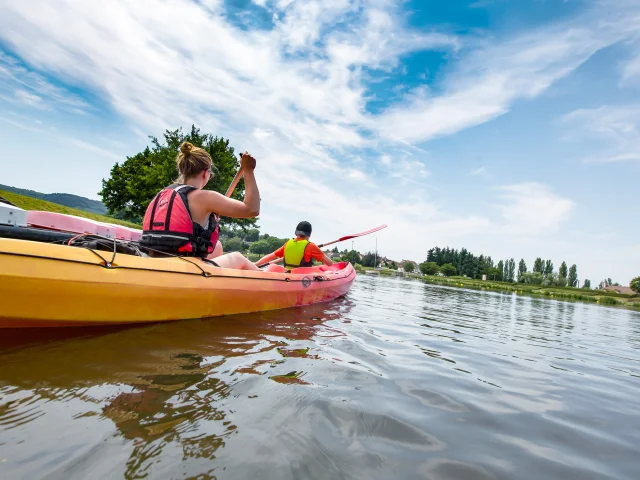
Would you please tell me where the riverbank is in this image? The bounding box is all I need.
[404,273,640,310]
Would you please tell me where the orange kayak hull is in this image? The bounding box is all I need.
[0,238,355,328]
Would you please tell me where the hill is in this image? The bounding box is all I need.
[0,190,140,229]
[0,184,107,215]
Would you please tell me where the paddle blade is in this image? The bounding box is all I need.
[337,224,387,242]
[318,224,387,248]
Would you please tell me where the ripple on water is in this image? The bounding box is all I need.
[1,276,640,479]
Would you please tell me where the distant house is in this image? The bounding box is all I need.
[603,285,635,295]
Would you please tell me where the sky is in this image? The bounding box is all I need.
[0,0,638,285]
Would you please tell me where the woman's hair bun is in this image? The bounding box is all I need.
[180,142,194,155]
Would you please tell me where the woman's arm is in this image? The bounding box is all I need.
[194,153,260,218]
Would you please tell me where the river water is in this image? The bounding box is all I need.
[1,275,640,479]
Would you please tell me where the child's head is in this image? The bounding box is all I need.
[295,221,312,239]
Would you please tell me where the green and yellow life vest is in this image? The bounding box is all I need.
[283,239,314,269]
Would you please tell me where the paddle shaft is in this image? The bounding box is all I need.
[225,168,244,197]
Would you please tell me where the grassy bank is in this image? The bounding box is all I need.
[410,274,640,310]
[1,190,140,229]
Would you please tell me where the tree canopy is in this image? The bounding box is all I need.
[631,277,640,293]
[440,263,457,277]
[426,247,494,279]
[568,264,578,288]
[559,261,568,279]
[420,261,439,276]
[344,250,362,265]
[517,259,527,283]
[100,126,255,228]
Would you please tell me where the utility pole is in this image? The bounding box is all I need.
[374,237,377,268]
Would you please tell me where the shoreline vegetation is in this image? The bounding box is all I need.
[358,268,640,311]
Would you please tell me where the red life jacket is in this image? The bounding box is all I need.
[140,184,219,257]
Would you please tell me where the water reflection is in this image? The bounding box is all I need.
[0,301,353,479]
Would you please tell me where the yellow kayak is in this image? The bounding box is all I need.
[0,237,355,328]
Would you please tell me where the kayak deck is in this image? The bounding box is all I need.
[0,238,355,328]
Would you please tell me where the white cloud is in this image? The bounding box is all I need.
[379,154,391,166]
[621,53,640,83]
[494,183,574,236]
[0,52,91,112]
[253,127,274,139]
[374,4,640,143]
[561,104,640,163]
[470,166,486,176]
[14,89,44,107]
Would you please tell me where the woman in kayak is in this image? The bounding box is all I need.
[256,221,333,270]
[141,142,261,270]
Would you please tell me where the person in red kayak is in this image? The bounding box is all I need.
[141,142,260,270]
[257,221,333,270]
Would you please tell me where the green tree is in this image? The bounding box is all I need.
[507,258,516,283]
[544,259,554,276]
[497,260,504,278]
[244,228,260,242]
[523,272,544,285]
[557,276,567,287]
[533,257,544,273]
[248,239,272,255]
[488,267,502,281]
[403,261,415,273]
[630,277,640,293]
[224,237,244,252]
[568,264,578,288]
[100,126,255,228]
[266,237,288,252]
[419,261,439,275]
[344,250,362,265]
[389,260,398,270]
[361,252,376,267]
[517,259,527,283]
[440,263,457,277]
[582,279,591,289]
[559,261,568,279]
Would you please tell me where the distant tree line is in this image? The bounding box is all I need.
[419,246,591,289]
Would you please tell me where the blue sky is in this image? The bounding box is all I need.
[0,0,638,284]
